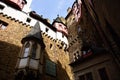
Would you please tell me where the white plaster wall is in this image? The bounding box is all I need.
[56,32,68,45]
[39,22,56,39]
[0,2,37,26]
[22,0,32,13]
[0,2,69,46]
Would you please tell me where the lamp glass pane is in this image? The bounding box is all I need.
[19,58,28,68]
[23,48,29,57]
[29,59,39,70]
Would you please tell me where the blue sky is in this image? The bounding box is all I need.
[30,0,75,23]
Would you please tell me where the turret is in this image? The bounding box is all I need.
[52,16,69,51]
[15,22,45,80]
[52,15,68,36]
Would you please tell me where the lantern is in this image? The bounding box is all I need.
[15,22,45,80]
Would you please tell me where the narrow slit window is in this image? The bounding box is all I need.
[46,28,49,32]
[50,44,53,49]
[62,33,64,38]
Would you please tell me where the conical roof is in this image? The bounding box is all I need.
[53,16,67,25]
[21,21,45,48]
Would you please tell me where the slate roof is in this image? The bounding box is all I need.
[52,16,67,26]
[21,21,45,48]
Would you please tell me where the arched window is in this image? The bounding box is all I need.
[29,42,41,69]
[23,41,30,57]
[17,41,32,68]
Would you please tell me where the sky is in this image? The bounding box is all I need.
[30,0,75,23]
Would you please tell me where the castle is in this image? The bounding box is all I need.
[0,0,73,80]
[0,0,120,80]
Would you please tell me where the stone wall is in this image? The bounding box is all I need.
[0,13,31,80]
[42,32,73,80]
[0,13,74,80]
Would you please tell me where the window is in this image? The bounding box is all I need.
[83,51,87,55]
[78,26,82,33]
[76,51,81,59]
[23,0,27,4]
[62,33,64,38]
[46,28,49,32]
[79,72,93,80]
[0,20,8,30]
[73,53,77,61]
[17,41,31,68]
[31,42,37,59]
[46,60,56,76]
[50,44,53,50]
[59,24,62,27]
[98,68,109,80]
[0,4,5,10]
[26,18,31,23]
[73,51,82,61]
[23,42,30,57]
[22,0,27,4]
[82,49,93,58]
